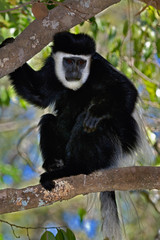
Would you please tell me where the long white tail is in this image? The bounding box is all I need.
[100,191,121,240]
[99,108,154,240]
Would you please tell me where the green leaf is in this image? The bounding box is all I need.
[40,231,56,240]
[155,156,160,166]
[55,229,76,240]
[19,98,28,109]
[156,38,160,58]
[143,79,156,102]
[0,86,10,106]
[73,26,80,34]
[47,1,56,10]
[90,20,98,39]
[13,29,19,37]
[58,230,68,240]
[108,26,117,41]
[131,24,142,39]
[121,62,133,78]
[66,228,76,240]
[0,0,10,11]
[89,17,96,23]
[133,39,142,55]
[78,208,86,222]
[111,39,122,53]
[107,53,119,67]
[0,233,4,240]
[143,45,153,60]
[123,20,128,37]
[55,230,65,240]
[80,21,84,26]
[0,164,21,182]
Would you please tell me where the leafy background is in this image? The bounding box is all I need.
[0,0,160,239]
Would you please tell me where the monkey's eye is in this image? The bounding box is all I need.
[78,59,86,65]
[65,58,73,64]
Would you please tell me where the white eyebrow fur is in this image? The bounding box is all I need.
[53,51,91,91]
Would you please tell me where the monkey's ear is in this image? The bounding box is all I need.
[0,37,15,49]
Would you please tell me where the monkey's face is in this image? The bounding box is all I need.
[53,52,91,90]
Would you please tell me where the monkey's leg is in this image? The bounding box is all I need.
[40,163,92,191]
[39,114,66,172]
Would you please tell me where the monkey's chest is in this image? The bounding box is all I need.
[54,94,90,131]
[56,90,91,115]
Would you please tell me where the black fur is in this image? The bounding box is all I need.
[0,32,139,192]
[52,32,95,55]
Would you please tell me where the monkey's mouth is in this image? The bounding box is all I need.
[65,77,81,82]
[65,72,81,82]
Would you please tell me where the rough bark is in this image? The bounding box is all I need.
[0,0,120,78]
[0,166,160,215]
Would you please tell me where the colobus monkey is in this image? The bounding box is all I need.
[0,32,140,240]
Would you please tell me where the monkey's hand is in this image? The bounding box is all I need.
[83,111,108,133]
[0,37,15,49]
[83,102,111,133]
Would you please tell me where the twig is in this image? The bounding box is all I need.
[143,99,160,108]
[10,225,20,239]
[139,0,160,11]
[135,0,152,16]
[26,229,31,240]
[142,191,160,214]
[0,218,64,230]
[143,114,160,124]
[123,56,159,86]
[0,218,65,240]
[16,124,38,171]
[0,0,63,14]
[0,1,34,13]
[0,121,19,132]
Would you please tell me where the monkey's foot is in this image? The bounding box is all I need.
[0,37,15,48]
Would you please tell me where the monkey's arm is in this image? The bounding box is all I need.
[83,84,137,132]
[9,58,60,108]
[83,53,138,132]
[0,39,61,108]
